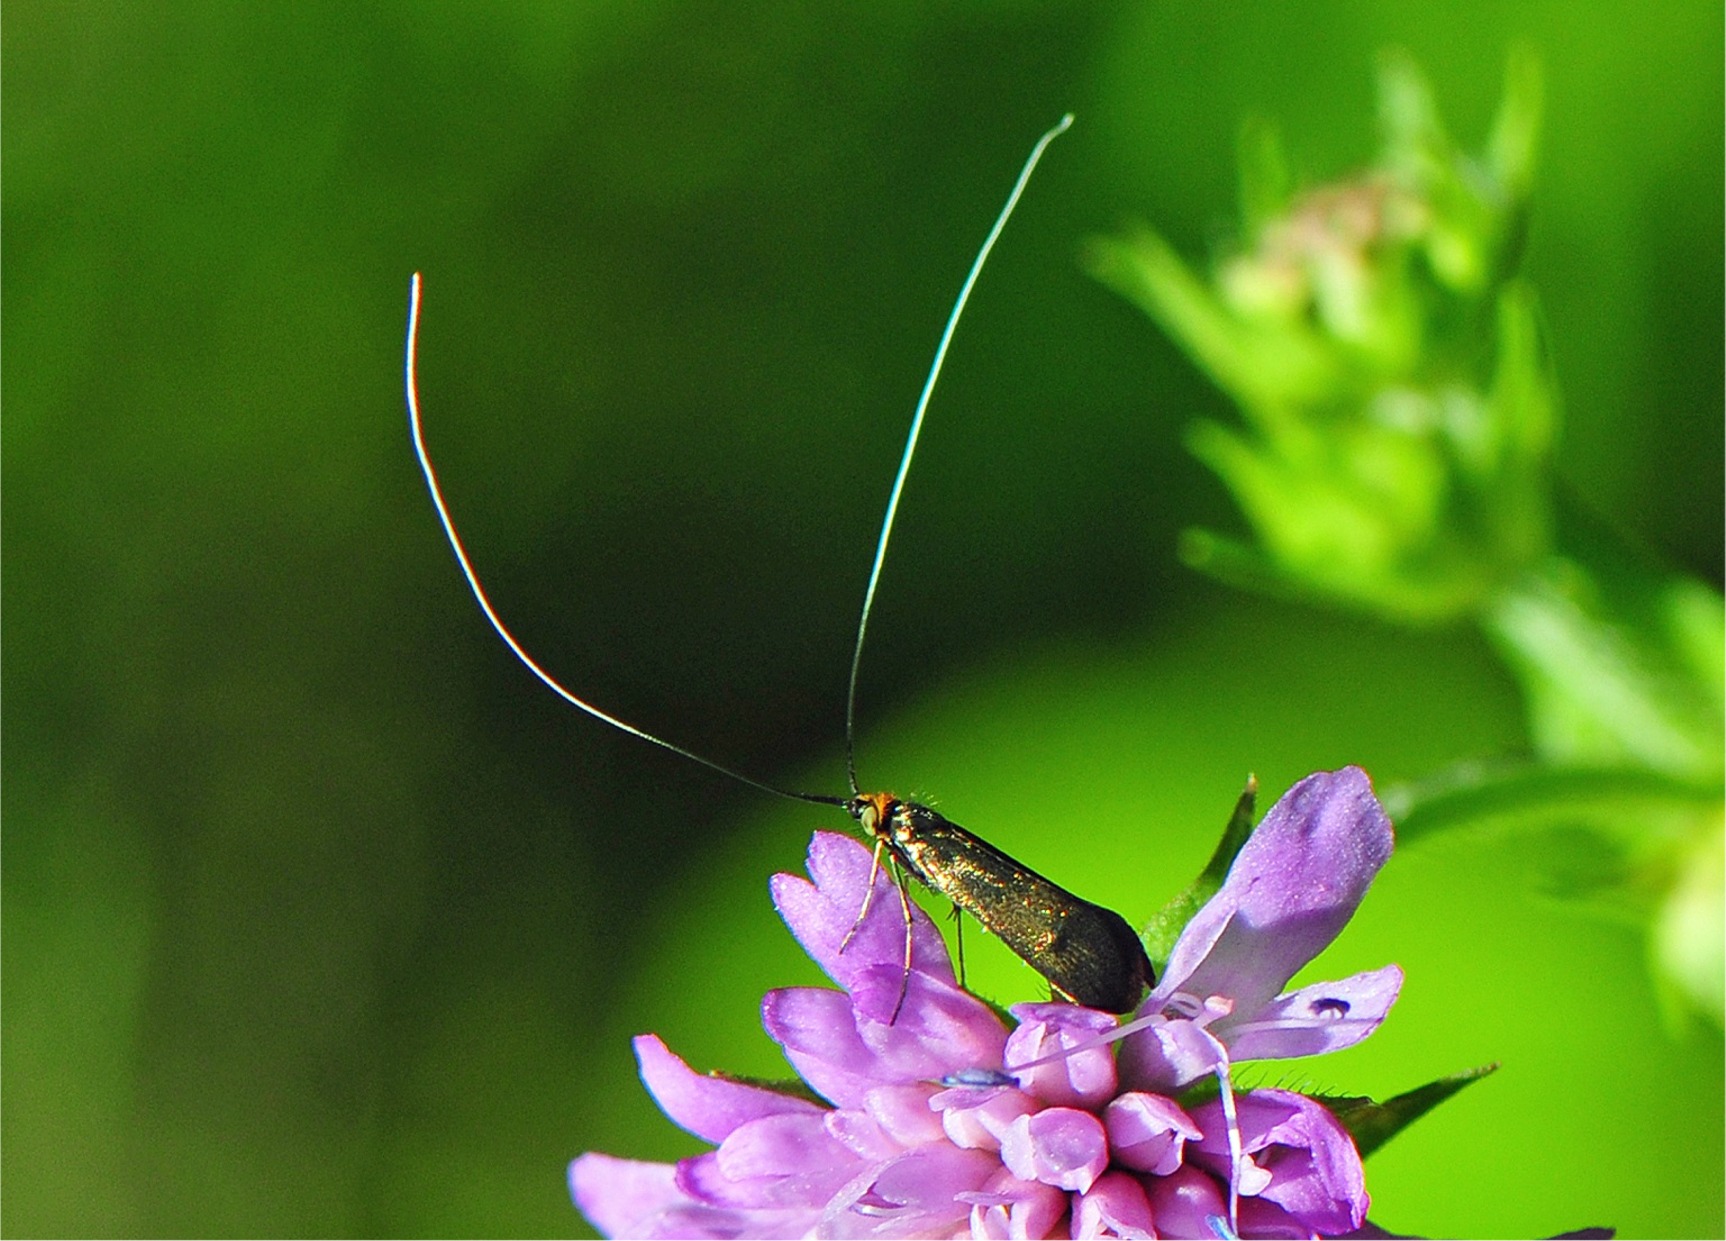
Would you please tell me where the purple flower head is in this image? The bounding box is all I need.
[572,768,1396,1238]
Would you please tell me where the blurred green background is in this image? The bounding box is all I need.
[7,2,1721,1237]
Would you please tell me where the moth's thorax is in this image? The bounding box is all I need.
[891,832,960,897]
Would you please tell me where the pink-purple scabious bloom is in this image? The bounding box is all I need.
[571,767,1396,1239]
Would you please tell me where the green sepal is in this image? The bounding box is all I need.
[1324,1062,1500,1158]
[1172,1073,1222,1112]
[1143,778,1258,966]
[708,1071,830,1108]
[975,993,1017,1030]
[1174,1064,1499,1160]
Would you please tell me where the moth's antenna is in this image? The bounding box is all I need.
[405,273,843,808]
[843,113,1074,796]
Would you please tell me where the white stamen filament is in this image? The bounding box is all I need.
[1193,1024,1243,1238]
[1001,989,1228,1077]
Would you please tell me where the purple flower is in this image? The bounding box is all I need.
[571,767,1396,1238]
[1114,767,1402,1094]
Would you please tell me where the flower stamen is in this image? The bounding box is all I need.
[1194,1024,1243,1238]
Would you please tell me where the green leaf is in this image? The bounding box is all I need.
[1143,778,1257,965]
[1663,578,1726,718]
[1327,1063,1499,1158]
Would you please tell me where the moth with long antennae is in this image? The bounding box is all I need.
[405,114,1154,1020]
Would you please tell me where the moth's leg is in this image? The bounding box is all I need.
[839,837,889,955]
[950,903,967,990]
[889,857,915,1024]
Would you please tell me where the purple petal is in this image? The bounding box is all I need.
[1221,965,1403,1061]
[675,1151,784,1211]
[880,967,1006,1069]
[771,831,955,994]
[715,1111,855,1184]
[646,1207,807,1240]
[572,1153,824,1238]
[998,1106,1109,1194]
[960,1170,1068,1240]
[823,1106,901,1162]
[1331,1223,1409,1239]
[1157,768,1393,1014]
[763,985,884,1107]
[1193,1089,1368,1236]
[817,1144,998,1239]
[932,1084,1037,1152]
[862,1084,948,1149]
[1145,1165,1230,1240]
[1113,1010,1228,1096]
[1104,1091,1201,1176]
[569,1153,688,1238]
[764,974,1007,1108]
[1003,1002,1119,1109]
[870,1144,1000,1228]
[1233,1198,1315,1239]
[1249,1094,1368,1234]
[847,965,934,1028]
[676,1119,865,1221]
[1072,1170,1156,1239]
[634,1034,823,1145]
[678,1122,860,1215]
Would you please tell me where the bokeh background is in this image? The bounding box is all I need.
[7,2,1721,1237]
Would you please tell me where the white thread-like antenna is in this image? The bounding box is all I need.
[842,113,1073,795]
[404,273,841,808]
[407,116,1073,807]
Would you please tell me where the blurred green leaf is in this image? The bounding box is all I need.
[1484,561,1725,782]
[1484,46,1543,270]
[1236,116,1292,235]
[1384,758,1723,1025]
[1083,226,1336,415]
[1382,761,1719,849]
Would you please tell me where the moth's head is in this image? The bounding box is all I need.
[845,791,900,838]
